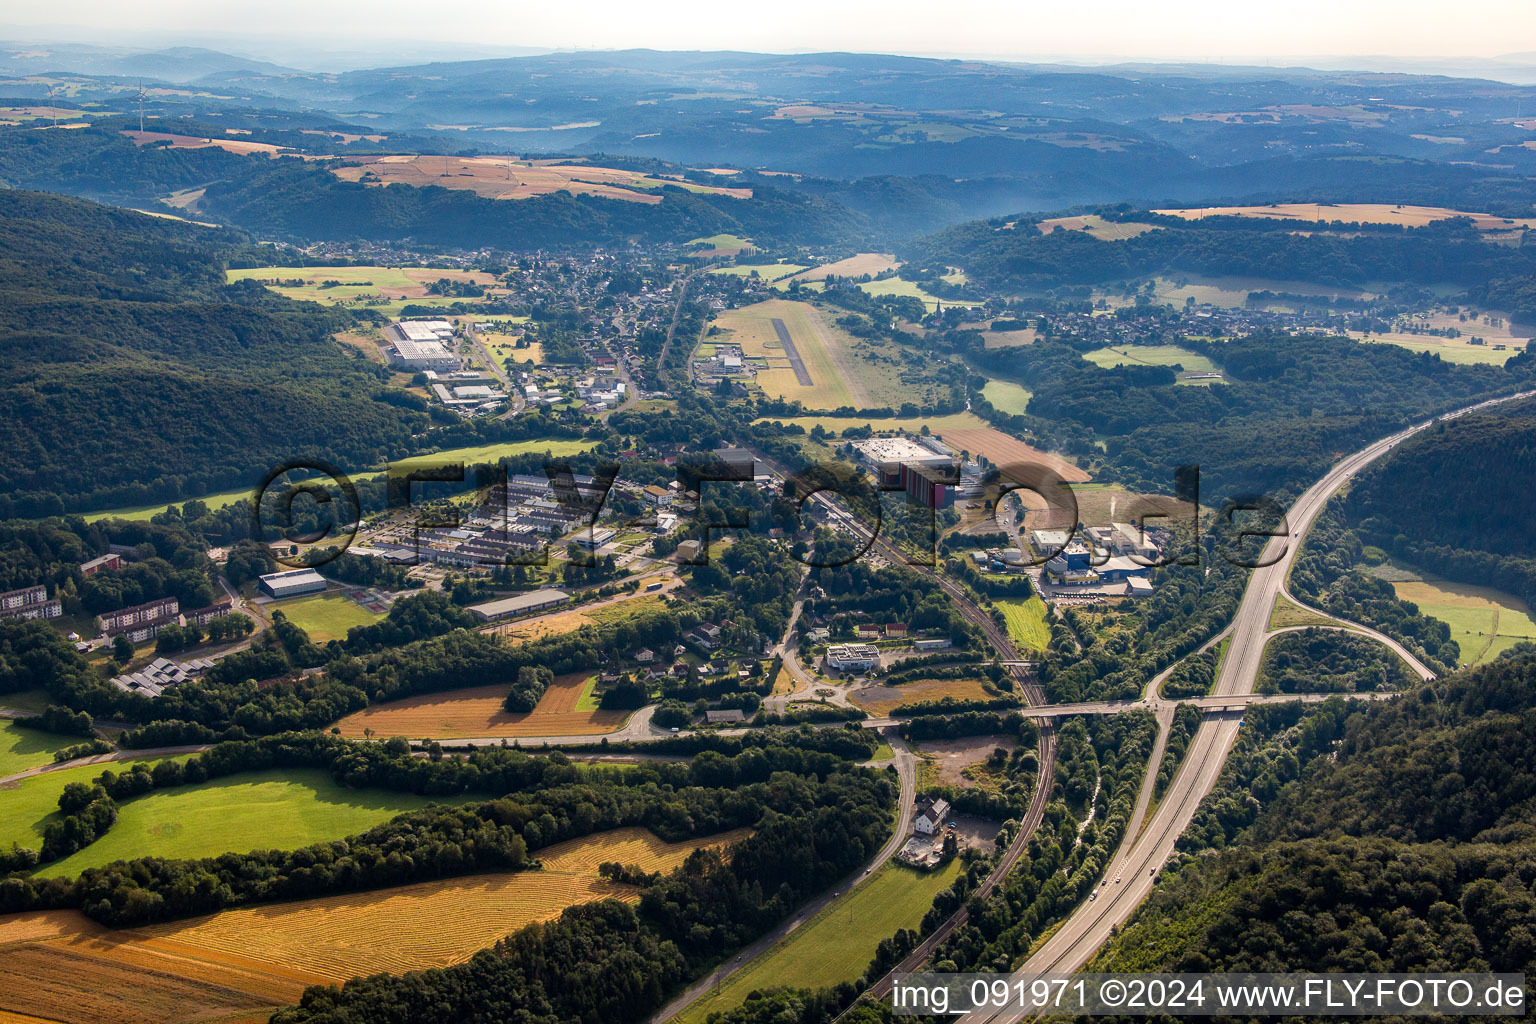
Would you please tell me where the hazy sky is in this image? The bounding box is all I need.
[8,0,1536,64]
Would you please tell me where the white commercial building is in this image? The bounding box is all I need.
[386,321,461,371]
[825,643,881,673]
[259,569,328,599]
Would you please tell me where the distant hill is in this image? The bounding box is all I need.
[0,43,298,82]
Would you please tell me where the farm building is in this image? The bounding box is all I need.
[259,569,329,599]
[467,589,571,623]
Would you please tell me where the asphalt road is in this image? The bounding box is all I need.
[959,389,1536,1023]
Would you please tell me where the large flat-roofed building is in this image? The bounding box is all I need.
[385,321,461,372]
[98,596,179,640]
[825,643,881,673]
[849,436,957,509]
[259,569,328,599]
[467,588,571,622]
[0,584,62,621]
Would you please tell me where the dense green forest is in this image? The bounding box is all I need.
[907,214,1536,299]
[1345,399,1536,612]
[1090,650,1536,1002]
[0,190,435,516]
[1258,627,1415,693]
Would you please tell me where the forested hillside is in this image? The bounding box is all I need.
[1090,650,1536,993]
[1345,399,1536,610]
[0,191,431,516]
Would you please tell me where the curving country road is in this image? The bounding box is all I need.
[960,389,1536,1022]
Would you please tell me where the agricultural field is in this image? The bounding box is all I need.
[786,253,899,281]
[226,265,506,319]
[851,676,997,716]
[124,128,299,156]
[0,720,73,780]
[938,426,1092,485]
[1150,202,1536,232]
[857,276,978,312]
[1097,274,1376,310]
[688,233,754,254]
[0,827,750,1024]
[711,299,872,409]
[334,672,630,740]
[1389,573,1536,666]
[333,155,751,203]
[1082,344,1220,382]
[996,595,1051,652]
[388,438,592,472]
[1037,214,1160,240]
[981,380,1033,414]
[1353,313,1528,365]
[36,768,471,878]
[0,758,190,851]
[676,859,963,1024]
[1060,481,1195,530]
[709,263,809,282]
[275,593,383,643]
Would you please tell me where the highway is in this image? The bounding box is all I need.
[959,388,1536,1023]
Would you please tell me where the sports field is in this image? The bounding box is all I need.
[276,593,383,643]
[981,380,1033,414]
[712,299,871,409]
[0,720,74,780]
[1083,345,1219,380]
[0,827,749,1024]
[1150,202,1536,232]
[37,768,471,878]
[997,595,1051,652]
[1391,576,1536,666]
[334,672,629,740]
[676,859,962,1024]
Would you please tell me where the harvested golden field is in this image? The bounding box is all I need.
[333,155,751,203]
[938,427,1091,484]
[982,328,1038,348]
[0,828,750,1023]
[539,825,753,875]
[334,672,628,739]
[852,677,997,716]
[122,129,303,156]
[1150,202,1536,231]
[0,910,303,1024]
[787,253,899,281]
